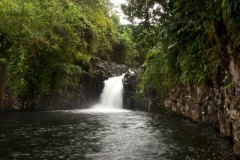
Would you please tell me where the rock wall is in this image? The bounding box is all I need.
[2,58,127,111]
[123,69,240,159]
[123,68,162,112]
[33,59,127,111]
[164,84,240,158]
[123,69,145,110]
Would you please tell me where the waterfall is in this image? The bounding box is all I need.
[96,74,124,109]
[76,74,128,113]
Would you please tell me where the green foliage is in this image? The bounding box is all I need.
[111,25,137,65]
[120,27,138,66]
[142,44,174,90]
[0,0,128,101]
[124,0,240,97]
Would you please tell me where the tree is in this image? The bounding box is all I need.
[123,0,240,99]
[0,0,128,110]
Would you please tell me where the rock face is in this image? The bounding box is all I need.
[164,84,240,158]
[92,57,128,79]
[2,58,128,111]
[123,68,161,112]
[123,69,240,158]
[123,69,143,110]
[35,59,127,110]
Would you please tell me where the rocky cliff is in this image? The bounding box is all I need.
[2,58,127,111]
[123,69,240,159]
[123,68,161,112]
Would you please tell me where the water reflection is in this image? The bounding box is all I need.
[0,112,105,160]
[0,111,235,160]
[63,108,130,113]
[146,114,234,160]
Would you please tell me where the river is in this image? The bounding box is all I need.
[0,110,235,160]
[0,75,236,159]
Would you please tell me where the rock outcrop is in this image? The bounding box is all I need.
[164,82,240,159]
[123,68,161,112]
[123,69,143,110]
[2,58,128,111]
[123,69,240,159]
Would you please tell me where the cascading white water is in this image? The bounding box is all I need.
[76,74,128,113]
[97,74,124,109]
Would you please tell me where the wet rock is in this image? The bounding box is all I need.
[123,68,162,112]
[122,64,240,157]
[161,80,240,157]
[234,142,240,160]
[230,110,240,121]
[3,58,129,111]
[122,69,143,110]
[92,57,128,79]
[233,120,240,143]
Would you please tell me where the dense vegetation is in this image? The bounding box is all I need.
[123,0,240,102]
[0,0,135,110]
[1,0,240,111]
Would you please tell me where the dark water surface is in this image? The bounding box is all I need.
[0,109,235,160]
